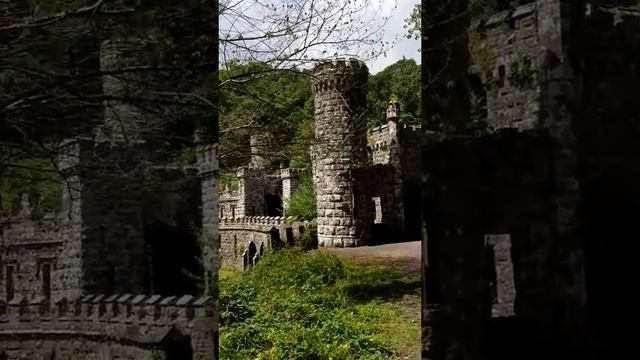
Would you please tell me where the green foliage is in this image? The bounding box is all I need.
[219,171,239,192]
[366,59,421,128]
[285,173,316,221]
[508,56,537,90]
[287,104,315,169]
[219,62,313,170]
[171,147,196,165]
[220,249,419,359]
[0,158,62,216]
[469,30,494,76]
[296,223,318,251]
[404,4,422,40]
[219,58,422,173]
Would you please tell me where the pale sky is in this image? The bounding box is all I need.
[367,0,421,74]
[219,0,420,74]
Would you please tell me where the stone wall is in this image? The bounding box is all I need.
[311,58,371,247]
[2,137,206,303]
[369,124,393,164]
[421,2,640,358]
[280,168,305,215]
[366,119,422,238]
[58,137,203,296]
[0,294,215,360]
[236,167,267,217]
[219,216,311,269]
[473,3,543,131]
[573,5,640,358]
[99,36,160,141]
[219,188,239,219]
[0,218,74,302]
[421,130,587,359]
[352,165,399,234]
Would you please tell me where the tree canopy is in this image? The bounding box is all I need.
[218,57,421,174]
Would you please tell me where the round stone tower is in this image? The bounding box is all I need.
[99,36,161,141]
[311,58,370,247]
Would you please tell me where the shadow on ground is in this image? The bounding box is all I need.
[341,265,421,303]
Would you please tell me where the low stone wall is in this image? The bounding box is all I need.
[219,217,312,269]
[0,293,215,360]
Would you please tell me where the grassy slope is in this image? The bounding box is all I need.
[219,249,420,359]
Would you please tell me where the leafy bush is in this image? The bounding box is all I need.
[285,173,316,221]
[296,223,318,251]
[220,249,418,359]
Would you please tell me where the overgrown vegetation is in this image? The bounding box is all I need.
[219,59,421,173]
[220,249,420,359]
[366,59,421,128]
[296,223,318,251]
[219,171,239,192]
[285,173,316,221]
[508,56,537,90]
[0,158,62,216]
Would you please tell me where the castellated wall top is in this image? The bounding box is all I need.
[0,293,213,342]
[280,167,308,179]
[219,216,313,231]
[311,58,369,94]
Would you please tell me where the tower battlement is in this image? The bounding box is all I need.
[0,293,212,327]
[311,58,369,94]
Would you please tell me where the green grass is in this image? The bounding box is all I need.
[220,249,420,359]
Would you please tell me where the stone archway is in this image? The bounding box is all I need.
[270,227,283,249]
[161,327,193,360]
[144,221,203,295]
[244,241,258,269]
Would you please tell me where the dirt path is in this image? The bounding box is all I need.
[326,241,422,360]
[325,240,422,275]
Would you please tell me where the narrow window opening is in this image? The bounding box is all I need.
[41,262,52,298]
[485,234,516,317]
[352,186,359,220]
[497,65,506,87]
[373,197,382,224]
[5,265,15,301]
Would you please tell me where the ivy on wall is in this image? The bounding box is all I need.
[508,56,537,90]
[469,30,495,77]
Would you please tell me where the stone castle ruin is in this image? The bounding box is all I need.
[218,59,424,269]
[421,1,640,359]
[0,29,216,360]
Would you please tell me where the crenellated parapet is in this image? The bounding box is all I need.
[0,293,213,337]
[280,167,307,179]
[0,293,215,359]
[197,143,219,177]
[311,58,369,95]
[0,217,65,247]
[218,216,315,269]
[219,216,309,231]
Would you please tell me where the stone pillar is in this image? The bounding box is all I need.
[249,134,270,169]
[311,58,370,247]
[281,168,303,215]
[197,143,219,297]
[385,101,406,229]
[236,167,266,217]
[54,139,85,302]
[536,0,588,345]
[99,36,161,141]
